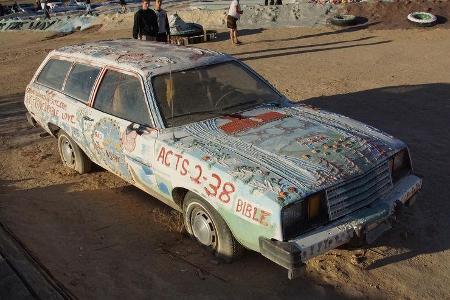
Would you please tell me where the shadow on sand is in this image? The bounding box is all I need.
[237,38,391,61]
[304,83,450,270]
[250,20,381,44]
[0,180,348,299]
[211,28,265,43]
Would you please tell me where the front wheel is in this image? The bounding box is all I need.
[57,131,92,174]
[183,192,244,262]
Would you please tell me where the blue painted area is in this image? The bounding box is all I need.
[142,165,153,176]
[125,156,156,188]
[92,118,132,181]
[158,182,170,195]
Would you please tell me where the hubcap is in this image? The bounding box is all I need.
[61,138,75,166]
[191,208,216,247]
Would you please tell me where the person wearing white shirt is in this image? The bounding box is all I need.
[227,0,243,45]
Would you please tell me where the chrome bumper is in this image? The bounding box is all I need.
[259,174,422,279]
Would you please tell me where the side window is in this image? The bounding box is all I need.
[64,63,100,103]
[36,59,72,90]
[94,70,151,126]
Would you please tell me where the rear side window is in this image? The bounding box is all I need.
[94,70,151,126]
[36,59,72,90]
[64,64,100,103]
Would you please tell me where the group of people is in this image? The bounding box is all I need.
[33,0,92,18]
[133,0,243,45]
[0,2,22,16]
[4,0,242,46]
[133,0,170,42]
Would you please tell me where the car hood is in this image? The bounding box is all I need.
[169,104,404,204]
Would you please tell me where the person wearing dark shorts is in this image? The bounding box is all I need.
[227,15,237,30]
[227,0,242,45]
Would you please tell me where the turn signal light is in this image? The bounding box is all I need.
[308,193,322,219]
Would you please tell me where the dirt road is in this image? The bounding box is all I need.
[1,25,450,299]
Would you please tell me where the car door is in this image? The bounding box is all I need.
[87,68,160,191]
[27,58,101,156]
[57,61,102,156]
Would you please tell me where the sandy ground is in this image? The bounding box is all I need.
[1,24,450,299]
[343,0,450,29]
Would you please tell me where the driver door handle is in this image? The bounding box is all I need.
[83,116,94,122]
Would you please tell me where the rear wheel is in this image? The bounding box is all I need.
[183,192,244,262]
[57,131,92,174]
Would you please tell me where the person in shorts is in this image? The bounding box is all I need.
[227,0,242,45]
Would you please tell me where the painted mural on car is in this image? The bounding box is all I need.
[24,40,422,278]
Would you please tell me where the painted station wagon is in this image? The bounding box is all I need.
[24,39,422,278]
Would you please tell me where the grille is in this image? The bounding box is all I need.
[326,162,393,221]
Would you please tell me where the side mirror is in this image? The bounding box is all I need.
[126,122,147,136]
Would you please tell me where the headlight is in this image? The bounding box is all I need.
[281,192,327,240]
[389,148,412,182]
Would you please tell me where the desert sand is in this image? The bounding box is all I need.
[1,19,450,299]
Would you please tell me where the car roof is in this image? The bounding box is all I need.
[52,39,232,78]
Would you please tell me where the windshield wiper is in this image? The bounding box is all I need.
[167,100,264,127]
[170,110,225,120]
[219,100,258,114]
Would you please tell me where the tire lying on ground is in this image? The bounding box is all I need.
[329,14,357,26]
[407,12,437,27]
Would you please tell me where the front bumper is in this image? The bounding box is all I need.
[26,112,37,127]
[259,174,422,279]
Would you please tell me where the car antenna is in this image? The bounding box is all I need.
[168,61,178,142]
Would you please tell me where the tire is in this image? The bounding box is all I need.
[183,192,244,262]
[407,12,437,27]
[57,131,92,174]
[329,14,357,26]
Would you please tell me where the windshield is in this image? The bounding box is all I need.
[151,61,282,127]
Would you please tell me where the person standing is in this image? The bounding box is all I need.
[85,0,92,14]
[133,0,158,41]
[43,0,50,19]
[35,0,41,12]
[12,1,19,13]
[227,0,243,45]
[119,0,127,14]
[154,0,170,42]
